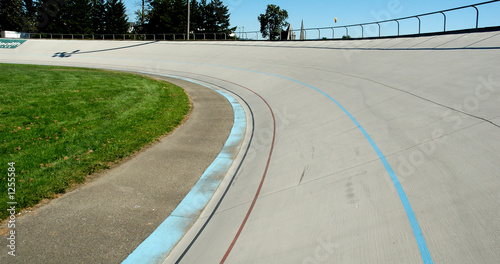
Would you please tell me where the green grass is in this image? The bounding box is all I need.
[0,63,190,220]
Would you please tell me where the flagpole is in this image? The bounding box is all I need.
[187,0,190,40]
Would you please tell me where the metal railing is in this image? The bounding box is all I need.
[290,0,500,40]
[22,32,230,41]
[17,0,500,41]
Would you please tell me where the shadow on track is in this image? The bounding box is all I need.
[52,41,156,58]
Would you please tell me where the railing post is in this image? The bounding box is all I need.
[331,27,335,39]
[395,20,400,36]
[440,11,446,32]
[376,22,381,37]
[344,26,348,37]
[317,28,321,39]
[360,25,364,38]
[416,16,421,34]
[473,5,479,28]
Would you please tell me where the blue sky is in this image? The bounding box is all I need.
[122,0,500,38]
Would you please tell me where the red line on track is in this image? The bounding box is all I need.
[214,80,277,264]
[169,73,276,263]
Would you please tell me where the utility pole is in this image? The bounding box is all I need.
[142,0,145,25]
[187,0,190,40]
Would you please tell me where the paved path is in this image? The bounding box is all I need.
[1,31,500,263]
[0,76,234,263]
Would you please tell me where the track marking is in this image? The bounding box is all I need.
[163,68,434,264]
[213,67,434,264]
[121,75,247,264]
[38,49,433,263]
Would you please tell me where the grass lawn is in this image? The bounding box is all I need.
[0,63,190,220]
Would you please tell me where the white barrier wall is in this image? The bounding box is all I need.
[1,31,22,38]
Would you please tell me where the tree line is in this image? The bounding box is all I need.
[0,0,129,34]
[136,0,234,34]
[0,0,235,35]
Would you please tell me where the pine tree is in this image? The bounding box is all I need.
[189,0,202,32]
[23,0,38,32]
[91,0,107,34]
[35,0,93,34]
[146,0,172,34]
[0,0,25,32]
[205,0,232,33]
[36,0,66,33]
[143,0,234,35]
[169,0,187,33]
[62,0,93,34]
[196,0,209,32]
[105,0,129,33]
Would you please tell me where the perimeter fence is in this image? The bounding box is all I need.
[16,0,500,41]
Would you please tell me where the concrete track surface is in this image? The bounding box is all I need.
[1,31,500,263]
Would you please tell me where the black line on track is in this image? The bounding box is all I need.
[174,79,256,264]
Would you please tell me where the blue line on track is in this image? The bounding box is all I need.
[206,65,434,264]
[122,75,247,264]
[44,51,432,263]
[139,60,433,263]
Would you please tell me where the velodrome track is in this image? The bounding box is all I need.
[1,31,500,263]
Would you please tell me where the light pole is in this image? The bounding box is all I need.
[141,0,145,25]
[187,0,190,40]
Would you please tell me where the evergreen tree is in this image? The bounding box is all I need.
[146,0,187,34]
[0,0,25,32]
[61,0,93,34]
[36,0,61,33]
[35,0,90,34]
[142,0,234,34]
[189,0,202,32]
[196,0,209,32]
[169,0,187,33]
[23,0,38,32]
[205,0,232,33]
[146,0,172,33]
[105,0,129,33]
[91,0,107,33]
